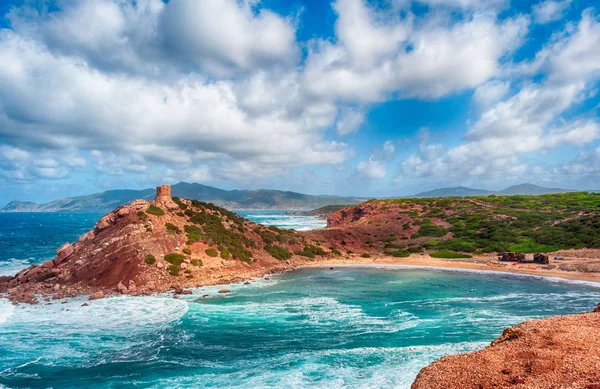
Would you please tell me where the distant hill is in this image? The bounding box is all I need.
[1,182,364,213]
[413,183,576,198]
[496,183,574,196]
[414,186,493,198]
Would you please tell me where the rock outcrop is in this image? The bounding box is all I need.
[0,187,334,302]
[412,310,600,389]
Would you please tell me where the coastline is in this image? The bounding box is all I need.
[300,254,600,284]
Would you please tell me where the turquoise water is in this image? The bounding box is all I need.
[1,266,599,388]
[0,211,323,276]
[234,210,326,231]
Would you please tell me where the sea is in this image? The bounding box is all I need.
[1,212,600,388]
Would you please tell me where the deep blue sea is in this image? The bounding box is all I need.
[0,211,325,276]
[1,213,600,388]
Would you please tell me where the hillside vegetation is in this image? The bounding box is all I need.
[320,192,600,256]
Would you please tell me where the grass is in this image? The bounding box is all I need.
[190,258,203,267]
[182,247,191,255]
[430,250,473,259]
[146,205,165,216]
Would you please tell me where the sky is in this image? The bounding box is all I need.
[0,0,599,205]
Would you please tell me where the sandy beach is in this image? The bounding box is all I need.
[302,253,600,284]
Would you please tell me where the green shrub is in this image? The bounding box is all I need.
[387,250,411,257]
[167,264,180,276]
[184,269,192,274]
[294,245,326,259]
[418,223,447,237]
[331,248,342,255]
[172,197,188,210]
[184,225,203,244]
[166,223,181,235]
[347,250,354,254]
[205,248,218,257]
[220,248,230,259]
[182,247,191,255]
[403,223,411,230]
[146,205,165,216]
[190,258,203,267]
[430,250,472,259]
[360,253,371,258]
[164,253,185,266]
[384,243,403,249]
[144,254,156,264]
[265,244,292,260]
[423,240,439,249]
[137,211,148,221]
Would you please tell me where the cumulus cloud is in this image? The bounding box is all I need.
[304,0,529,101]
[336,108,366,135]
[399,9,600,182]
[2,0,595,194]
[356,157,387,179]
[533,0,572,24]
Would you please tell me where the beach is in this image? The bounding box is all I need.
[303,252,600,284]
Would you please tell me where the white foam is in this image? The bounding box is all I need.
[9,295,188,333]
[0,299,15,326]
[0,258,31,276]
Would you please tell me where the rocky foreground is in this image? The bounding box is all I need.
[412,305,600,389]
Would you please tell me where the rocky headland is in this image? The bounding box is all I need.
[412,310,600,389]
[0,185,336,304]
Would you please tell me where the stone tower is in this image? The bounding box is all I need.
[156,185,171,200]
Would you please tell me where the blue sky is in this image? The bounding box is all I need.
[0,0,599,205]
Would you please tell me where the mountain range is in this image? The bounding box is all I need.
[1,182,365,213]
[412,183,579,198]
[1,182,592,213]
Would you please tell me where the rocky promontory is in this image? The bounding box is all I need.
[0,185,336,304]
[412,310,600,389]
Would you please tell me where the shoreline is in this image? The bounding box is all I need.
[3,253,600,304]
[300,254,600,284]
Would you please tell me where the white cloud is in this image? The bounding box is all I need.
[473,80,511,109]
[159,0,298,76]
[336,108,366,135]
[533,0,572,24]
[383,141,396,158]
[399,9,600,182]
[304,0,529,101]
[356,156,386,179]
[0,30,347,181]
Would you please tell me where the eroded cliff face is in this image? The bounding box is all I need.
[411,311,600,389]
[0,192,330,303]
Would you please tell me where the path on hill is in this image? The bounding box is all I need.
[466,198,553,213]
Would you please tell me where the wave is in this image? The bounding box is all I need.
[6,295,188,333]
[0,300,15,326]
[0,258,32,276]
[144,341,488,389]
